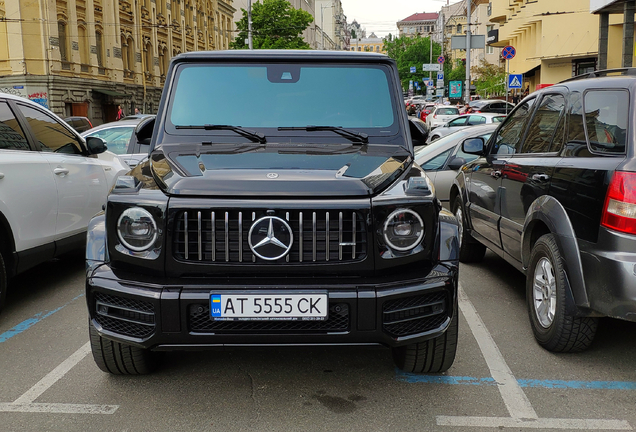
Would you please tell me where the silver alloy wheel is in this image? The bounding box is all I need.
[533,256,557,328]
[454,205,463,247]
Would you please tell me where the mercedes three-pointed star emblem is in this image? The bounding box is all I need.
[248,216,293,261]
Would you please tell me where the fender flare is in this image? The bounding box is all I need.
[438,208,459,262]
[522,195,589,309]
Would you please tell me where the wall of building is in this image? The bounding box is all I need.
[0,0,235,124]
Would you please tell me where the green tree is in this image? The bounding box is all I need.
[384,35,441,94]
[351,29,357,39]
[471,58,506,97]
[231,0,313,50]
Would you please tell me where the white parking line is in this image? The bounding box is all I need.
[1,342,118,415]
[436,284,633,430]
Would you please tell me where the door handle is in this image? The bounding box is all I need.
[53,167,69,176]
[491,170,502,179]
[126,161,138,168]
[532,173,550,182]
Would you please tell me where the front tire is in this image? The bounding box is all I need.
[526,234,597,352]
[452,199,486,263]
[392,312,458,373]
[89,321,159,374]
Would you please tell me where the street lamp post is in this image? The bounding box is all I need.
[248,0,253,49]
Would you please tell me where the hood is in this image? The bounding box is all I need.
[148,142,411,197]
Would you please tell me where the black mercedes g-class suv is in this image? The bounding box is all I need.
[86,50,459,374]
[452,68,636,353]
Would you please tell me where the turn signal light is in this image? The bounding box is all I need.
[602,171,636,235]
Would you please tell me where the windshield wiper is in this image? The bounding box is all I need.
[278,126,369,144]
[175,124,266,143]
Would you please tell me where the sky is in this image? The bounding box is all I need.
[340,0,460,38]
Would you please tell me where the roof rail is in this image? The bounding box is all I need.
[559,68,636,83]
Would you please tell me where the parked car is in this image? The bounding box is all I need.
[63,116,93,133]
[86,50,460,375]
[121,114,154,121]
[426,106,460,129]
[428,113,506,142]
[465,99,515,114]
[0,94,128,311]
[452,69,635,353]
[82,116,155,169]
[415,125,496,207]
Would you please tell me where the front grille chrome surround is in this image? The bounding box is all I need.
[173,209,367,264]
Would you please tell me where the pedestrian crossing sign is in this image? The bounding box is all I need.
[508,74,523,89]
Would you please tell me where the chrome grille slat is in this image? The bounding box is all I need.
[184,212,189,260]
[174,209,366,264]
[197,211,202,261]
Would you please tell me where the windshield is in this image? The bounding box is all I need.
[436,108,459,116]
[168,63,397,133]
[85,126,134,154]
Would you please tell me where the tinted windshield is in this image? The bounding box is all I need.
[168,63,397,133]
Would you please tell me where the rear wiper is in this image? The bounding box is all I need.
[175,124,266,143]
[278,126,369,144]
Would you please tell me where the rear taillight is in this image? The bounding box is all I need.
[88,119,93,128]
[474,110,481,113]
[433,114,437,119]
[602,171,636,235]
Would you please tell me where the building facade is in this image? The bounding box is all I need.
[349,33,385,53]
[592,0,636,69]
[397,12,438,38]
[470,1,502,68]
[489,0,600,91]
[0,0,235,124]
[315,0,347,50]
[348,20,365,39]
[439,1,467,65]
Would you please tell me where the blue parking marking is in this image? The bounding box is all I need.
[0,294,84,343]
[396,370,636,390]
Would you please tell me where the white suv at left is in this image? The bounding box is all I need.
[0,94,128,312]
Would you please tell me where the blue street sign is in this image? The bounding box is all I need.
[437,56,445,64]
[410,66,416,73]
[502,45,516,60]
[437,72,444,81]
[508,74,523,89]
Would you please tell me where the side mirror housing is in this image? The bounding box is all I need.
[447,157,466,170]
[86,136,107,155]
[462,137,485,155]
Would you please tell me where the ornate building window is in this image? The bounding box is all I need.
[121,34,129,70]
[58,21,69,62]
[78,25,89,67]
[95,30,104,67]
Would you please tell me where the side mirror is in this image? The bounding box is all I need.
[447,157,466,170]
[462,137,485,155]
[86,136,107,155]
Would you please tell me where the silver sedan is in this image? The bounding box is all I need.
[428,113,505,143]
[416,124,498,208]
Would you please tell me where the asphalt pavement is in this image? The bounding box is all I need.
[0,251,635,431]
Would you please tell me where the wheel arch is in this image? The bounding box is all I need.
[522,195,590,309]
[0,210,17,278]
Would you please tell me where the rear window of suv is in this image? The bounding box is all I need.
[167,63,397,132]
[583,90,628,154]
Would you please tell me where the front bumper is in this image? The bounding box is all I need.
[87,263,458,350]
[580,227,636,322]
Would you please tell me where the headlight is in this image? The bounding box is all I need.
[383,209,424,251]
[117,207,158,251]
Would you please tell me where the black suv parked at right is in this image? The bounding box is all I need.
[452,69,635,353]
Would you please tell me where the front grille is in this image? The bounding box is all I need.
[173,209,367,264]
[94,292,156,339]
[382,292,447,337]
[188,302,350,333]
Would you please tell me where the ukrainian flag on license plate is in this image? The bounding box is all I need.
[211,295,222,317]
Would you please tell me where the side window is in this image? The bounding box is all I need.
[421,148,452,171]
[521,93,565,154]
[86,127,134,155]
[17,104,82,154]
[468,115,486,125]
[0,102,30,150]
[448,117,468,127]
[583,90,628,154]
[564,91,592,157]
[490,98,537,155]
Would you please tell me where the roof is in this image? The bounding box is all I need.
[399,12,439,23]
[175,50,390,62]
